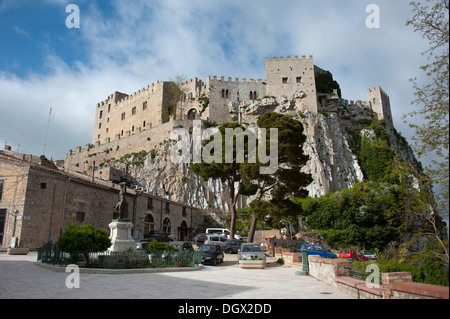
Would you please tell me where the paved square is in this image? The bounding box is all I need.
[0,252,353,299]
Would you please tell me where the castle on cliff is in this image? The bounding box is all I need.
[64,55,393,175]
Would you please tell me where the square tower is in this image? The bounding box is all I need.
[265,55,318,113]
[367,86,393,130]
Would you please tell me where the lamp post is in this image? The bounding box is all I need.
[295,248,309,276]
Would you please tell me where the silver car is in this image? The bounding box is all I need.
[238,243,266,260]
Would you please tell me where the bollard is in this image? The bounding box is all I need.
[295,249,309,276]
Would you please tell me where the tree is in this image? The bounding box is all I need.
[57,223,111,262]
[404,0,449,214]
[189,122,258,239]
[241,113,312,242]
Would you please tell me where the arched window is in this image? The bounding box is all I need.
[250,91,253,100]
[143,214,154,238]
[163,217,171,234]
[373,98,377,104]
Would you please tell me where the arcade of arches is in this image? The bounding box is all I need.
[143,214,193,241]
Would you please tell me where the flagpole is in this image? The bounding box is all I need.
[43,107,52,156]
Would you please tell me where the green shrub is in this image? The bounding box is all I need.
[146,239,178,253]
[57,223,111,255]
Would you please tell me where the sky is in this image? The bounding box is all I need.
[0,0,432,162]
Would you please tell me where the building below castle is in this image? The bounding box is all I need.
[0,148,207,250]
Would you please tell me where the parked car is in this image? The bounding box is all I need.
[145,230,171,242]
[169,241,194,252]
[238,243,266,261]
[363,250,377,260]
[296,243,337,258]
[205,228,242,240]
[198,244,224,265]
[339,249,368,261]
[136,240,151,250]
[222,239,243,254]
[193,233,207,247]
[204,234,228,245]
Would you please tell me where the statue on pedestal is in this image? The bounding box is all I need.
[109,182,135,252]
[114,182,129,221]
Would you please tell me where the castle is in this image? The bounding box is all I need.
[64,55,393,175]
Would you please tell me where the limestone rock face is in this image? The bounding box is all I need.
[116,96,417,215]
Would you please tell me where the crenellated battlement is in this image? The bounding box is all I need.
[265,55,313,62]
[98,81,167,107]
[207,75,265,84]
[367,86,389,98]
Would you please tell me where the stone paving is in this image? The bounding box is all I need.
[0,252,353,299]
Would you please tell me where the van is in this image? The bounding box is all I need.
[205,228,242,240]
[204,234,228,245]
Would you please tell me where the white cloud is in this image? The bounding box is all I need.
[0,0,432,161]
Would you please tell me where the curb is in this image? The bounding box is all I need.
[34,262,204,274]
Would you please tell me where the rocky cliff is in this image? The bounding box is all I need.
[120,95,420,217]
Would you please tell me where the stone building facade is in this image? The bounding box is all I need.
[0,149,207,250]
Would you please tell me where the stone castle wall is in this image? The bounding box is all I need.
[65,55,394,178]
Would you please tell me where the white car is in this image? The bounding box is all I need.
[204,234,228,245]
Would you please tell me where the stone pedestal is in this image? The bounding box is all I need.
[108,220,136,252]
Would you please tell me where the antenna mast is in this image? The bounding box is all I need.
[43,107,52,156]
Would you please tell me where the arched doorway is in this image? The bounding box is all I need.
[143,214,154,238]
[187,108,197,120]
[177,220,193,241]
[162,217,171,235]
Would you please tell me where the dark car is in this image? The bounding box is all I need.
[136,240,151,250]
[193,233,207,246]
[222,239,243,254]
[198,244,224,266]
[169,241,194,252]
[146,230,171,242]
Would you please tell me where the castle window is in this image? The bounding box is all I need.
[143,120,146,128]
[98,123,102,129]
[132,125,135,132]
[226,90,229,98]
[99,110,103,120]
[121,112,126,120]
[121,130,124,136]
[222,89,225,98]
[106,128,109,133]
[253,91,257,99]
[0,180,4,201]
[373,98,377,104]
[250,91,253,100]
[147,197,153,209]
[296,77,302,83]
[107,117,110,123]
[108,104,111,112]
[143,101,147,110]
[76,212,85,222]
[132,107,136,115]
[40,182,47,189]
[282,77,288,84]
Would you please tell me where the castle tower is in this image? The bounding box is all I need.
[265,55,318,113]
[367,86,393,130]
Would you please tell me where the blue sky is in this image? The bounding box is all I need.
[0,0,431,161]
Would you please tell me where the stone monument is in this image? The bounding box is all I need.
[108,182,136,252]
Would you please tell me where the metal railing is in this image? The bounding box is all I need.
[37,242,201,269]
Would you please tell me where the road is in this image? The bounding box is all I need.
[0,251,353,299]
